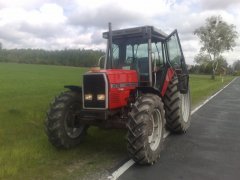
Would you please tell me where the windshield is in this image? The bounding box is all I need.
[107,39,165,86]
[111,42,149,70]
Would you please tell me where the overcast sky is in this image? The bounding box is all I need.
[0,0,239,64]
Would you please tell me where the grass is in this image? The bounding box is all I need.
[0,63,234,179]
[189,74,234,108]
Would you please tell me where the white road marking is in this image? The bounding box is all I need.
[163,131,170,138]
[108,159,135,180]
[108,77,237,180]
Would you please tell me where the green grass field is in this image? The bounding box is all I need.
[189,74,234,107]
[0,63,234,179]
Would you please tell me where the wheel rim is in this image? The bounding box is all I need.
[181,92,190,123]
[64,103,84,139]
[148,109,162,151]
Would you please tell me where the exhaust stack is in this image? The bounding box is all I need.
[108,22,113,68]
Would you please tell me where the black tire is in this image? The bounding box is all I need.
[163,76,191,133]
[45,91,88,148]
[127,94,165,165]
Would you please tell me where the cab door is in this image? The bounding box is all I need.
[164,30,189,93]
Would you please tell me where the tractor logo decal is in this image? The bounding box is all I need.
[111,82,138,89]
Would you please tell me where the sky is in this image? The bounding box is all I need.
[0,0,239,64]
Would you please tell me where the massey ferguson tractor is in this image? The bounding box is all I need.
[45,23,191,165]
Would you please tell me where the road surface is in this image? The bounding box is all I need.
[120,77,240,180]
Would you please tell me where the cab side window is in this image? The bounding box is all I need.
[112,44,120,68]
[166,34,182,68]
[152,42,164,71]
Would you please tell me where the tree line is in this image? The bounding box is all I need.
[0,47,239,76]
[0,48,104,67]
[189,56,240,76]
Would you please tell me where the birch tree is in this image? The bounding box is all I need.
[194,15,238,79]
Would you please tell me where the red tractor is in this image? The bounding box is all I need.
[45,23,191,165]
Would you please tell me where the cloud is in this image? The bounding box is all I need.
[0,27,25,44]
[0,0,45,9]
[0,0,239,64]
[67,4,143,29]
[91,30,105,45]
[199,0,240,10]
[19,23,63,39]
[0,3,70,49]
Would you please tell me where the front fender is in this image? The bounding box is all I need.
[137,87,161,96]
[64,85,82,93]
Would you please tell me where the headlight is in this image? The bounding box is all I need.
[97,94,105,101]
[85,94,93,100]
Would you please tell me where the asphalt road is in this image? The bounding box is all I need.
[120,77,240,180]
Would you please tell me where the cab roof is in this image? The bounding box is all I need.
[102,26,168,41]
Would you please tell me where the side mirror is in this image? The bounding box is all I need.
[98,55,105,69]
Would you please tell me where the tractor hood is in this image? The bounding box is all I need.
[83,69,138,109]
[88,69,138,85]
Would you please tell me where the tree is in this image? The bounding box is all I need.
[194,52,211,65]
[233,60,240,71]
[194,15,238,79]
[194,52,228,75]
[194,53,213,74]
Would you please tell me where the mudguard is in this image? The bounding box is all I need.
[64,85,82,93]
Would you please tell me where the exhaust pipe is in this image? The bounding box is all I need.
[108,22,113,68]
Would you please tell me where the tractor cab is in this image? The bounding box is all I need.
[102,24,189,93]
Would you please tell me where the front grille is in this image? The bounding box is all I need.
[83,73,107,109]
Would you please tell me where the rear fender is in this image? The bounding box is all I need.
[161,68,175,96]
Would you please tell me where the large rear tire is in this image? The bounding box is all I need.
[127,94,165,165]
[45,91,88,148]
[163,76,191,133]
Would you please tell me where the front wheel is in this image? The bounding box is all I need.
[45,91,88,149]
[163,76,191,133]
[126,94,165,165]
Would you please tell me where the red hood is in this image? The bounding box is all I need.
[88,69,138,84]
[86,69,138,109]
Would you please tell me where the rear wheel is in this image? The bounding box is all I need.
[45,91,88,148]
[127,94,165,165]
[163,76,191,133]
